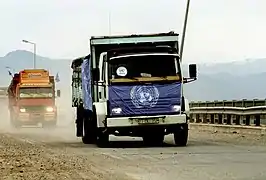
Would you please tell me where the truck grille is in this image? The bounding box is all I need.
[23,106,46,113]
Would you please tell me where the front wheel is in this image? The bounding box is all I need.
[82,107,97,144]
[174,124,188,146]
[82,122,97,144]
[96,130,109,148]
[82,109,97,144]
[10,113,21,128]
[10,119,21,128]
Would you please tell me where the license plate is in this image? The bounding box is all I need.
[31,114,42,118]
[135,118,160,124]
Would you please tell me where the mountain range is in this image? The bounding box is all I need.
[1,50,266,101]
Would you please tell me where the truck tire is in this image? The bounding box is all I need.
[96,130,109,148]
[82,109,97,144]
[10,119,21,128]
[142,134,164,146]
[82,134,96,144]
[174,124,188,146]
[10,114,21,128]
[82,120,97,144]
[76,105,84,137]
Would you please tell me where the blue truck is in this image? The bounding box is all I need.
[71,32,197,147]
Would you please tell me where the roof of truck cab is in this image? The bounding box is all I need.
[71,54,90,69]
[90,31,179,40]
[107,46,178,58]
[109,53,179,60]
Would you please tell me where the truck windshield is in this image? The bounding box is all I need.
[19,87,53,98]
[108,54,180,81]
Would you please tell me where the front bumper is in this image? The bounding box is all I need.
[106,114,187,127]
[17,112,57,122]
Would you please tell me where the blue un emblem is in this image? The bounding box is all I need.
[130,85,159,108]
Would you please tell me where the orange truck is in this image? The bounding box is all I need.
[7,69,60,128]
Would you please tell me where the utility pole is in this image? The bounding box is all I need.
[179,0,191,61]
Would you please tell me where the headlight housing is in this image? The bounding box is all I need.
[111,107,122,114]
[20,108,26,113]
[172,105,181,112]
[46,107,54,112]
[20,93,26,98]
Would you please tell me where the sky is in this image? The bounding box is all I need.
[0,0,265,63]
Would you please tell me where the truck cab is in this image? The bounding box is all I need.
[8,69,60,128]
[72,32,197,147]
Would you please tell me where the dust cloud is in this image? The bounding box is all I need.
[0,95,128,180]
[0,89,79,144]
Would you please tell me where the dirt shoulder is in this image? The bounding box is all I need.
[0,133,131,180]
[190,128,266,146]
[1,124,265,180]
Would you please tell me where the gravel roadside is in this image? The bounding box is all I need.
[1,124,266,180]
[0,133,132,180]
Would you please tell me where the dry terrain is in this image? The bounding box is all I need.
[0,104,266,179]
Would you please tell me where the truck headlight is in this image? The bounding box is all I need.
[111,107,122,114]
[20,108,26,113]
[46,107,54,112]
[172,105,181,112]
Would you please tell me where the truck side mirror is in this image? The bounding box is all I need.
[56,90,61,97]
[189,64,197,78]
[92,68,99,81]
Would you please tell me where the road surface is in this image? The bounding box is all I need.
[0,107,266,179]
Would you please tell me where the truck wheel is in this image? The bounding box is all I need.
[10,119,21,128]
[82,136,94,144]
[10,114,21,129]
[82,121,97,144]
[76,105,84,137]
[82,110,97,144]
[143,134,164,146]
[96,130,109,148]
[174,124,188,146]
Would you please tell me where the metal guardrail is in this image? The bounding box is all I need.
[189,99,266,127]
[190,99,266,108]
[0,96,7,99]
[0,87,7,99]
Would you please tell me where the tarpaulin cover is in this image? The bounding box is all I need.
[108,82,181,116]
[81,57,92,111]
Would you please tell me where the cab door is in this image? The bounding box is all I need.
[98,53,107,102]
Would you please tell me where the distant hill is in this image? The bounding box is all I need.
[0,50,73,108]
[0,50,72,86]
[183,59,266,101]
[1,50,266,101]
[184,58,266,76]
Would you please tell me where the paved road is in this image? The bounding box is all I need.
[1,121,266,180]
